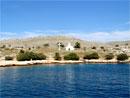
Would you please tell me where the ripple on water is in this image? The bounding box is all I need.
[0,64,129,98]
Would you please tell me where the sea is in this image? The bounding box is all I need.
[0,64,129,98]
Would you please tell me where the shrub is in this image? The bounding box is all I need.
[64,53,79,60]
[36,53,46,60]
[92,46,96,49]
[17,51,46,61]
[117,53,128,61]
[83,54,92,60]
[28,47,31,50]
[54,52,61,60]
[105,53,114,60]
[20,50,25,53]
[60,43,65,48]
[44,44,49,48]
[100,46,104,49]
[1,45,6,48]
[83,52,99,59]
[5,56,13,60]
[115,45,119,47]
[74,42,81,48]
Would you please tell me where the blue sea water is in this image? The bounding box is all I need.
[0,64,129,98]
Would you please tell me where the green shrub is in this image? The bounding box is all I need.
[36,53,46,60]
[54,52,61,60]
[5,56,13,60]
[20,50,25,53]
[17,51,46,61]
[64,53,79,60]
[74,42,81,48]
[84,52,99,59]
[117,53,128,61]
[105,53,114,60]
[83,54,92,60]
[92,46,96,49]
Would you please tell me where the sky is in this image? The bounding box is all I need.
[0,0,130,42]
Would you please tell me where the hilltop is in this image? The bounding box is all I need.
[0,35,129,48]
[0,35,105,48]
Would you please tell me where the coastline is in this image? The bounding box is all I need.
[0,59,130,67]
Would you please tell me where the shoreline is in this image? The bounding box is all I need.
[0,59,130,67]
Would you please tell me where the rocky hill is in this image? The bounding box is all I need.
[0,35,129,48]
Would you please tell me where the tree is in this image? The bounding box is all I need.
[54,52,61,60]
[105,53,114,60]
[74,42,81,48]
[64,53,79,60]
[44,44,49,48]
[117,53,128,61]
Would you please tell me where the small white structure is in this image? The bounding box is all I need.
[66,43,74,51]
[58,43,61,50]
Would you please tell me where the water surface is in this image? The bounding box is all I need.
[0,64,129,98]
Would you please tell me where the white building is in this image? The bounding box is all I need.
[66,43,74,51]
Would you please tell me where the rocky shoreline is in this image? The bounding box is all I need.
[0,59,130,67]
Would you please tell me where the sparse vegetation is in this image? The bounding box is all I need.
[17,51,46,61]
[44,44,49,48]
[54,52,61,60]
[117,53,128,61]
[5,56,13,60]
[83,52,99,59]
[64,53,79,60]
[105,53,114,60]
[0,36,130,63]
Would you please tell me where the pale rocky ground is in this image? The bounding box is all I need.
[0,35,130,60]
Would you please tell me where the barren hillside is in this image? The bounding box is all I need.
[0,36,129,48]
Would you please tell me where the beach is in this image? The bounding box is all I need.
[0,59,130,67]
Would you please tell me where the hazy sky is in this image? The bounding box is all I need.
[0,0,130,41]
